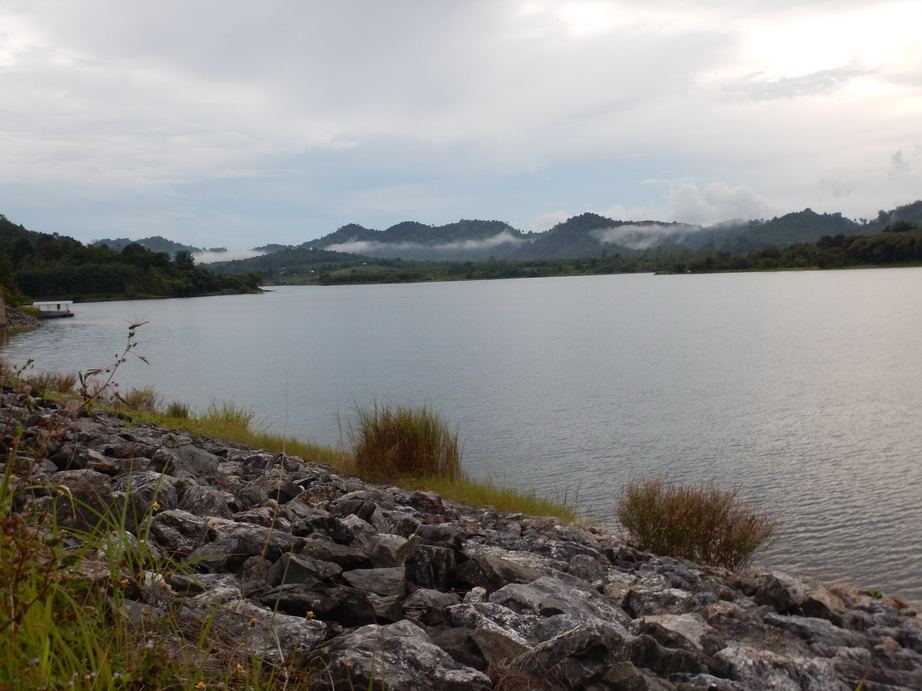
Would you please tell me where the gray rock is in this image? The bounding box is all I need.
[490,576,632,629]
[207,517,301,560]
[260,583,376,625]
[300,536,372,569]
[51,468,115,529]
[744,571,807,613]
[150,509,210,557]
[624,587,700,617]
[367,593,404,622]
[179,484,236,518]
[715,645,849,690]
[569,553,604,583]
[415,523,464,552]
[447,602,537,645]
[406,544,456,589]
[170,444,221,477]
[455,552,541,591]
[267,552,342,586]
[342,567,406,596]
[187,535,245,572]
[637,613,715,652]
[764,612,867,652]
[189,598,326,664]
[232,505,292,531]
[312,620,490,690]
[511,620,632,689]
[406,490,445,515]
[404,588,461,626]
[178,483,235,518]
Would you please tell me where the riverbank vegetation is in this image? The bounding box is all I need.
[0,213,260,303]
[15,355,578,522]
[616,477,777,569]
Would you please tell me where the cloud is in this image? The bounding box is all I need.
[668,182,773,225]
[193,249,266,264]
[889,149,911,177]
[591,223,702,250]
[325,230,526,255]
[723,62,870,101]
[0,2,920,244]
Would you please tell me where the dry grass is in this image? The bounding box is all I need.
[350,403,461,482]
[23,370,77,397]
[119,386,159,412]
[616,476,777,569]
[164,400,190,418]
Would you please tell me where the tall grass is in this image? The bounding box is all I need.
[350,403,461,482]
[616,476,777,569]
[22,367,575,521]
[23,370,77,397]
[120,386,159,412]
[0,462,302,688]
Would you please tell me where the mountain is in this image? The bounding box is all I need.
[306,219,530,260]
[93,235,203,256]
[701,210,862,254]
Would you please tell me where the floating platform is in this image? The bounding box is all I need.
[33,300,75,319]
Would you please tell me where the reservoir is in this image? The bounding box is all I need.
[5,269,921,604]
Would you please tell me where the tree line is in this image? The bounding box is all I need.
[0,215,260,303]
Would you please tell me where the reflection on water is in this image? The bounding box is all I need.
[4,270,922,603]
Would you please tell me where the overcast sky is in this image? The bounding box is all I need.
[1,1,920,247]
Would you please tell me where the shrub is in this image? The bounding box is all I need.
[615,477,777,570]
[164,400,190,419]
[351,403,461,482]
[121,386,159,412]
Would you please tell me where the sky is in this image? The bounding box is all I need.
[0,1,920,248]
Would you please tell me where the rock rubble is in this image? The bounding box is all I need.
[3,390,921,689]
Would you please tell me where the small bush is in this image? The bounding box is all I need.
[616,477,777,570]
[121,386,159,412]
[351,403,461,482]
[164,400,190,418]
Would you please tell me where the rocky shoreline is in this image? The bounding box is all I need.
[3,389,921,689]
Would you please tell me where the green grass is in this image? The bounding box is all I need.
[400,475,578,522]
[350,403,462,482]
[616,476,777,569]
[28,369,577,523]
[0,459,305,689]
[130,402,347,468]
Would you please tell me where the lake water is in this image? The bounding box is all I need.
[5,271,922,604]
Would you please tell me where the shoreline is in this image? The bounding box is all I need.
[2,387,920,688]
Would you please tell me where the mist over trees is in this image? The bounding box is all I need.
[0,214,260,302]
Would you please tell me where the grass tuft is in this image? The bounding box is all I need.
[350,403,461,482]
[120,386,159,412]
[616,476,777,570]
[164,400,190,418]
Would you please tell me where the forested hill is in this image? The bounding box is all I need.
[92,235,204,256]
[304,219,529,260]
[0,214,260,302]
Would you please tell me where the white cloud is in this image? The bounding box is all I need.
[668,182,773,224]
[591,223,701,250]
[193,249,266,264]
[0,1,920,243]
[889,149,911,177]
[325,231,525,255]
